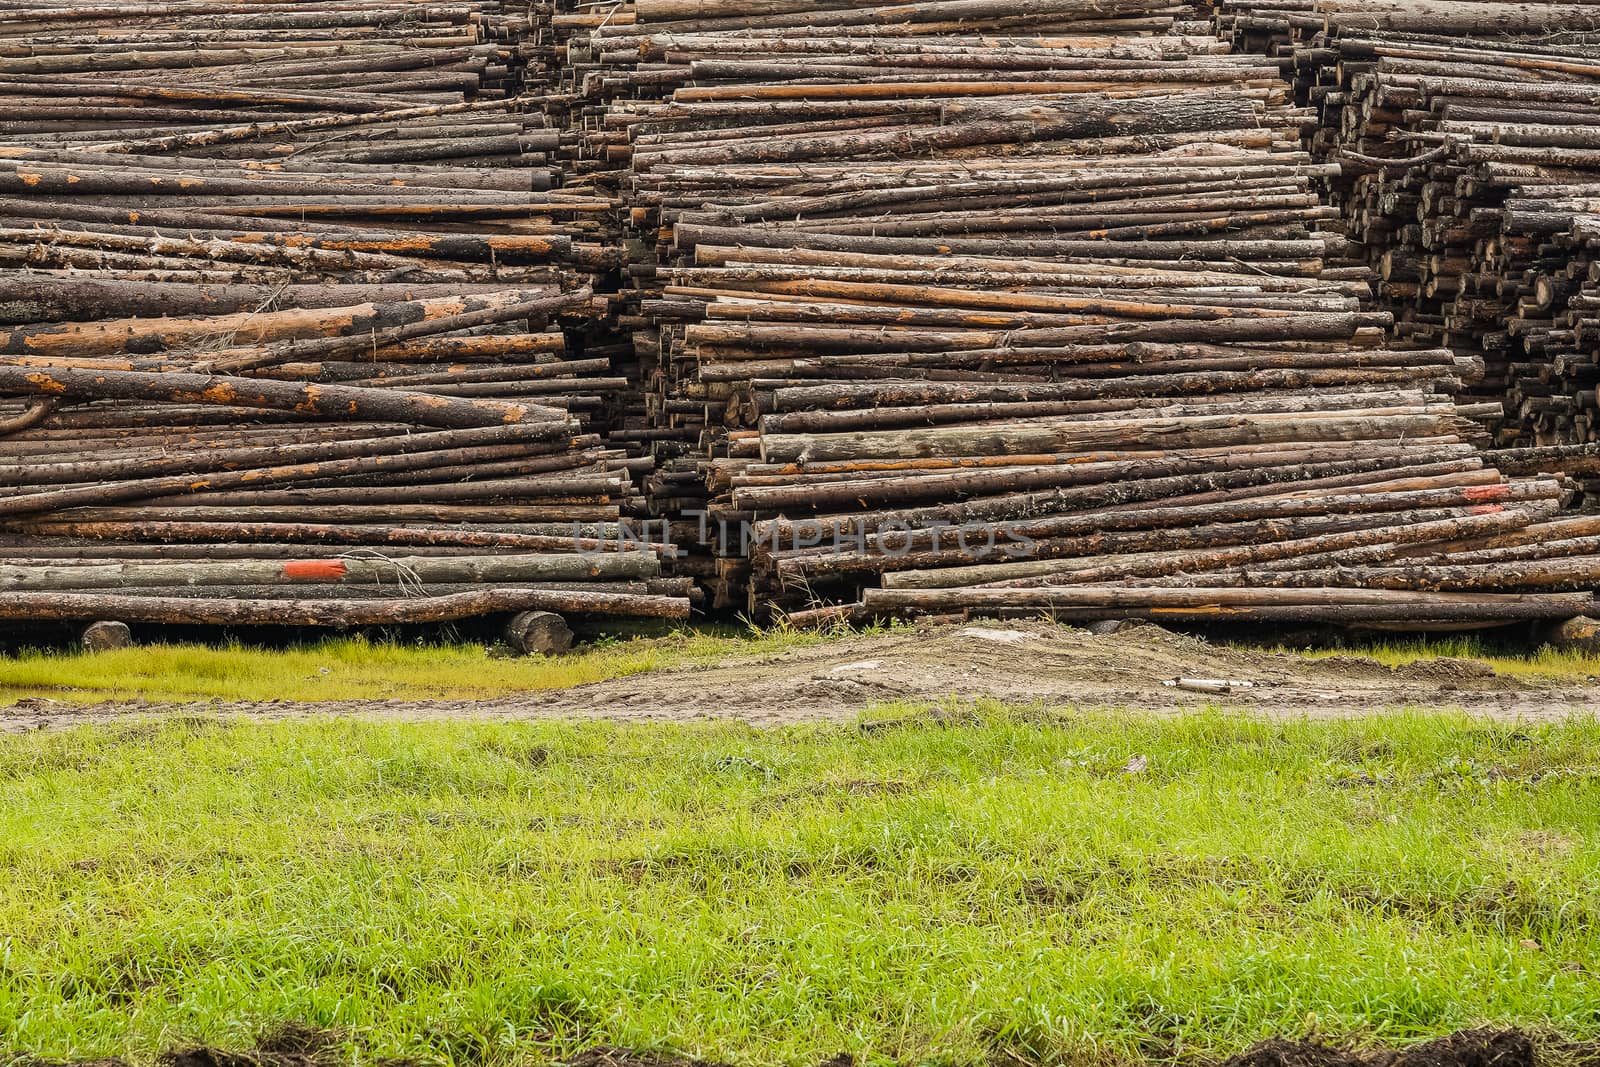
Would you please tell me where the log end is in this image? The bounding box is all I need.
[80,620,133,652]
[503,610,574,656]
[1544,615,1600,655]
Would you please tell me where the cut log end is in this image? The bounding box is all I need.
[503,610,574,656]
[1544,615,1600,655]
[80,620,133,652]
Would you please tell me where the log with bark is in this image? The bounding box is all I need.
[546,0,1586,624]
[0,1,700,629]
[1216,0,1600,460]
[10,0,1600,635]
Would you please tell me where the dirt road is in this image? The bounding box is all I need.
[4,621,1596,732]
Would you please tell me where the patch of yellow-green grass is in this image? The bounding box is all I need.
[0,626,844,706]
[0,708,1597,1067]
[8,621,1593,708]
[1284,636,1600,682]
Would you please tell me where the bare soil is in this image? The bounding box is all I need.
[1223,1031,1556,1067]
[4,621,1597,733]
[17,1027,1597,1067]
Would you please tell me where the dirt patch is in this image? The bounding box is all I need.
[10,1026,351,1067]
[563,1052,854,1067]
[1225,1030,1538,1067]
[163,1024,346,1067]
[14,1030,1599,1067]
[1315,655,1502,684]
[5,621,1598,733]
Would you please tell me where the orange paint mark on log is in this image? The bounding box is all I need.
[1464,485,1511,501]
[200,384,237,403]
[18,171,40,186]
[375,236,434,252]
[283,560,347,580]
[23,372,66,394]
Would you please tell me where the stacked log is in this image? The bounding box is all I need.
[524,0,1600,629]
[1214,0,1600,461]
[0,284,691,626]
[12,0,1600,633]
[0,2,690,629]
[0,0,618,289]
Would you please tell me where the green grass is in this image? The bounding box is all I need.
[7,625,1600,709]
[1,707,1597,1067]
[0,628,836,706]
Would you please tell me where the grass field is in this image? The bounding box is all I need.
[1,708,1596,1067]
[4,627,1600,706]
[0,628,834,705]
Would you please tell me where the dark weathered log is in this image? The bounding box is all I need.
[0,589,691,625]
[0,552,658,592]
[0,366,572,429]
[862,585,1595,622]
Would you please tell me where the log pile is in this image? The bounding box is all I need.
[0,1,691,630]
[0,284,692,627]
[1214,0,1600,464]
[10,0,1600,633]
[524,0,1600,628]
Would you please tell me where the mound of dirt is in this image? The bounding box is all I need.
[563,1051,854,1067]
[162,1024,344,1067]
[5,621,1596,732]
[1226,1031,1535,1067]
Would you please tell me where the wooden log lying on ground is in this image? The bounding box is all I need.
[862,584,1596,623]
[12,0,1600,634]
[0,0,691,629]
[0,588,692,626]
[1217,0,1600,465]
[519,0,1600,625]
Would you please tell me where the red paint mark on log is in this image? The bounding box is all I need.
[283,560,347,580]
[1464,485,1511,501]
